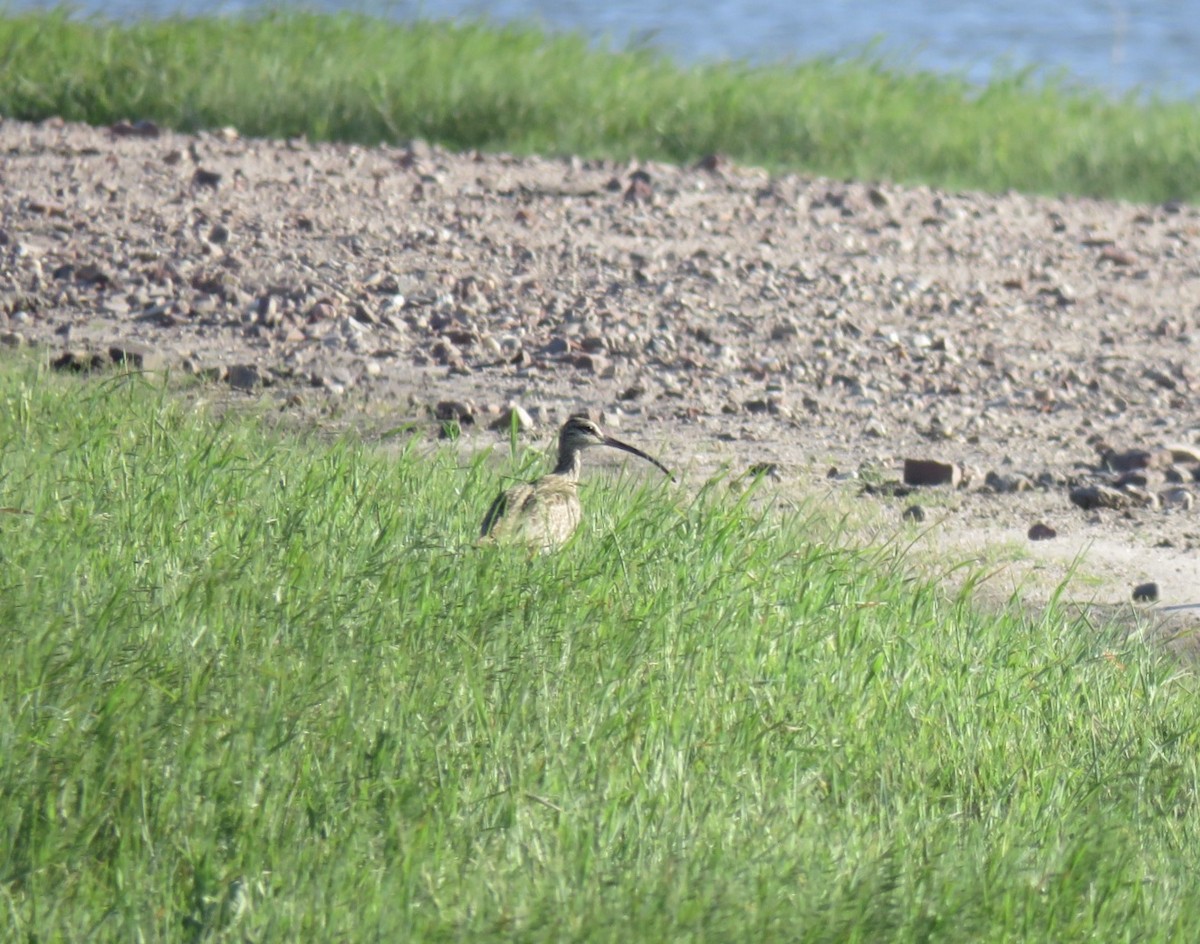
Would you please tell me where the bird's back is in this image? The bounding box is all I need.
[479,474,582,550]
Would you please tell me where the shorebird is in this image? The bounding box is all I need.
[479,414,672,551]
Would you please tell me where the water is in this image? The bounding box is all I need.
[10,0,1200,99]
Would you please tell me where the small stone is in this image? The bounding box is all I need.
[1040,284,1076,306]
[770,321,800,342]
[1143,368,1177,391]
[435,399,475,424]
[1099,247,1137,266]
[1102,448,1158,473]
[74,262,114,286]
[110,119,161,138]
[1160,487,1195,511]
[192,364,227,383]
[1120,486,1158,508]
[1115,470,1149,489]
[1069,484,1129,511]
[984,470,1033,494]
[306,301,337,323]
[51,350,105,372]
[109,344,166,372]
[1132,582,1159,603]
[902,504,926,522]
[254,295,279,328]
[227,364,261,390]
[903,458,962,488]
[490,405,534,432]
[572,352,610,375]
[748,462,781,480]
[1027,522,1057,541]
[428,339,462,367]
[624,172,654,204]
[193,168,222,189]
[351,302,379,326]
[1166,444,1200,465]
[860,481,914,499]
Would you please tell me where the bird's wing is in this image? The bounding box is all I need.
[479,490,509,538]
[480,482,541,539]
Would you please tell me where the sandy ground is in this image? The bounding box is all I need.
[3,117,1200,635]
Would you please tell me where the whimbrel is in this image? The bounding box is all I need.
[479,414,672,551]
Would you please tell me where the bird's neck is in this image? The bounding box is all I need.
[552,447,583,480]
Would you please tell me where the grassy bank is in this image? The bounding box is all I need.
[2,9,1200,202]
[2,357,1200,940]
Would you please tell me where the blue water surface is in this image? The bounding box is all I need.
[8,0,1200,98]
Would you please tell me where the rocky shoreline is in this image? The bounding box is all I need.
[4,117,1200,615]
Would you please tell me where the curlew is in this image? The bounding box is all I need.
[479,413,672,551]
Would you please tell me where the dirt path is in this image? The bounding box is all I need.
[3,117,1200,619]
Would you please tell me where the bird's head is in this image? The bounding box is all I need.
[556,413,672,478]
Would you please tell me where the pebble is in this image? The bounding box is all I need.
[985,470,1033,494]
[903,459,962,488]
[1069,484,1130,511]
[318,375,346,395]
[51,350,105,372]
[193,168,222,189]
[623,173,654,204]
[428,339,462,367]
[490,405,534,433]
[1102,448,1158,473]
[1160,487,1195,511]
[435,399,475,424]
[572,352,611,375]
[1132,582,1159,603]
[902,504,926,522]
[227,364,262,390]
[186,362,227,383]
[109,343,166,372]
[1167,445,1200,465]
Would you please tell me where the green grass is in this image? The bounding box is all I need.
[3,358,1200,940]
[3,9,1200,201]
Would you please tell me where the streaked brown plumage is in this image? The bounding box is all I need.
[479,414,671,551]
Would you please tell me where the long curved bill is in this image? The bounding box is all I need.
[602,436,674,480]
